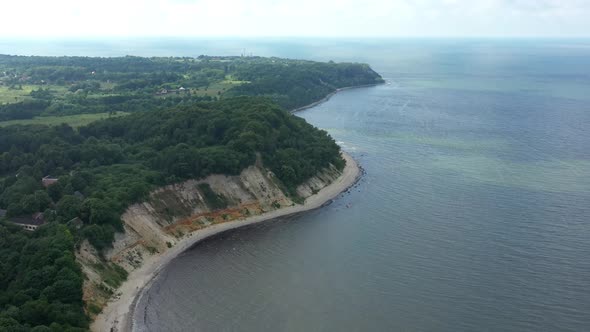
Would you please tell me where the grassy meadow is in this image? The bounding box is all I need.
[0,111,129,128]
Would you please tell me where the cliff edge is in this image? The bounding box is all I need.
[80,153,359,331]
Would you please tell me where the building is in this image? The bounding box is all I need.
[10,213,45,231]
[0,209,6,218]
[42,175,59,187]
[156,87,189,96]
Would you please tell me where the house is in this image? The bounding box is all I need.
[156,87,189,96]
[0,209,6,218]
[42,175,59,187]
[10,213,45,231]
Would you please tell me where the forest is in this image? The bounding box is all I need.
[0,54,383,331]
[0,223,87,331]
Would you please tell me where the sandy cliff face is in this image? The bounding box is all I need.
[77,162,341,315]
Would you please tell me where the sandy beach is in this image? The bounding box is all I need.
[91,152,360,332]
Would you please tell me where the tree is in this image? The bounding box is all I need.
[82,224,115,250]
[56,196,81,222]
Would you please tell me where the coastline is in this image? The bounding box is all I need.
[290,83,383,113]
[91,152,361,332]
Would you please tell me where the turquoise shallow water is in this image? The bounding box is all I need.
[4,39,588,331]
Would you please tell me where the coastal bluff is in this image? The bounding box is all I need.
[77,155,351,325]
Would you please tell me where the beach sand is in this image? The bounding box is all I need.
[91,152,360,332]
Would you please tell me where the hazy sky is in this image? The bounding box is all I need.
[2,0,589,38]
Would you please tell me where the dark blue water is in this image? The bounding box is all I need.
[6,39,588,331]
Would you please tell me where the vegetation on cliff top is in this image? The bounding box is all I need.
[0,97,344,250]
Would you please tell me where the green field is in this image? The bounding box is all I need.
[191,82,235,98]
[189,75,249,98]
[0,84,69,104]
[0,85,35,103]
[0,111,129,128]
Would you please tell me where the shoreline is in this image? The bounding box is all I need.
[290,83,383,114]
[91,152,361,332]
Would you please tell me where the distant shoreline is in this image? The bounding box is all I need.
[91,152,361,332]
[290,83,383,113]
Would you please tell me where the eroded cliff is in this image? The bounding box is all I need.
[77,161,341,315]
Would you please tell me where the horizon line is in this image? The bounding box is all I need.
[1,36,590,40]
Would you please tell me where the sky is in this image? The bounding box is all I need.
[1,0,589,38]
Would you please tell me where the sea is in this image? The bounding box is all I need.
[3,38,589,331]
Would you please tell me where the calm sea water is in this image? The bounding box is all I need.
[4,39,589,331]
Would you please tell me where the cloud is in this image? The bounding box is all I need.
[0,0,589,37]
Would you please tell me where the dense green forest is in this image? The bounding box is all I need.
[0,223,87,331]
[0,97,344,249]
[0,54,382,331]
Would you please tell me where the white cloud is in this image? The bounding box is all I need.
[0,0,589,37]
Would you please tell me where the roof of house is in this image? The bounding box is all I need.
[42,176,59,187]
[10,217,44,226]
